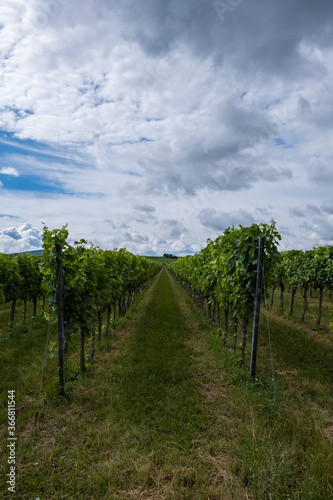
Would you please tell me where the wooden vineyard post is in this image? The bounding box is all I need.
[55,243,66,396]
[250,236,265,378]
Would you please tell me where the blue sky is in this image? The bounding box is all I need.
[0,0,333,254]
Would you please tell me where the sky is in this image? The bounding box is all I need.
[0,0,332,255]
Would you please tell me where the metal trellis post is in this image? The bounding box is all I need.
[250,236,265,378]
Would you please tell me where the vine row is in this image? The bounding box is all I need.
[169,222,281,364]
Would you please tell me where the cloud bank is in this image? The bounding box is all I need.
[0,0,332,254]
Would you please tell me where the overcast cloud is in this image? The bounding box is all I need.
[0,0,333,254]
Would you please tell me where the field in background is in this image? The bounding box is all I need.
[142,255,179,266]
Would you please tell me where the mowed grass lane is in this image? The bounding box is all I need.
[111,266,206,445]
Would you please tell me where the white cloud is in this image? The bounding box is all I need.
[92,218,201,256]
[307,157,333,186]
[0,167,19,176]
[0,222,42,253]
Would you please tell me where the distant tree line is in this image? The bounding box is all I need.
[163,253,178,259]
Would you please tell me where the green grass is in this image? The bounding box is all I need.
[110,269,207,444]
[0,300,57,423]
[270,286,333,331]
[1,269,333,498]
[180,281,333,499]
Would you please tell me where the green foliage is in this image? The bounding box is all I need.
[16,252,43,302]
[170,221,281,321]
[163,252,178,259]
[48,340,57,359]
[276,245,333,293]
[41,225,161,360]
[0,253,22,303]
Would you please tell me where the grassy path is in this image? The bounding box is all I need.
[2,266,333,499]
[110,267,207,446]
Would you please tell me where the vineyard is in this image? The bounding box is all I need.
[1,223,333,498]
[170,221,333,362]
[1,221,333,384]
[0,225,160,379]
[1,221,333,386]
